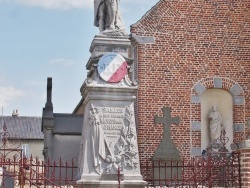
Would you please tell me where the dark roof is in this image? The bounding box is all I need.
[53,113,83,135]
[0,116,44,140]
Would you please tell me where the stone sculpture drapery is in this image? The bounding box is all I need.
[208,105,223,143]
[89,104,109,174]
[94,0,125,34]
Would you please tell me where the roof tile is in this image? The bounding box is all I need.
[0,116,44,139]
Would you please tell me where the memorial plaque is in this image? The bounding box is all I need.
[89,103,139,174]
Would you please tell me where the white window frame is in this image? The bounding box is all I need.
[21,144,30,157]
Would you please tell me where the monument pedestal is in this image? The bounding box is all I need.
[76,35,146,188]
[77,180,146,188]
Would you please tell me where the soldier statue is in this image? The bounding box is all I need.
[94,0,125,34]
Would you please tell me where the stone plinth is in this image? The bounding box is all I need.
[77,180,146,188]
[76,36,146,188]
[89,35,132,58]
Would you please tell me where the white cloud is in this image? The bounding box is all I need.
[0,0,153,10]
[0,86,24,107]
[1,0,93,10]
[48,58,75,66]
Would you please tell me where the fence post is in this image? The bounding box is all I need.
[237,152,241,188]
[118,166,121,188]
[208,155,212,188]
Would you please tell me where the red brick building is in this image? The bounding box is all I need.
[130,0,249,186]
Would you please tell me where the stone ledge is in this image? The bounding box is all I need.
[191,147,201,156]
[234,123,245,132]
[234,96,245,105]
[131,34,155,44]
[233,140,250,150]
[230,83,243,96]
[194,83,206,95]
[191,95,200,103]
[214,78,222,88]
[76,180,147,188]
[191,121,201,131]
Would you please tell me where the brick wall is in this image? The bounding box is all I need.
[131,0,249,172]
[240,148,250,188]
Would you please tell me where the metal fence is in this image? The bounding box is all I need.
[0,124,241,188]
[0,155,80,188]
[141,152,241,188]
[0,153,241,188]
[0,124,80,188]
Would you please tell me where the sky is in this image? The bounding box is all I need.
[0,0,159,116]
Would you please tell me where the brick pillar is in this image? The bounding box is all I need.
[239,140,250,188]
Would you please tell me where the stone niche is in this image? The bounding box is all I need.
[201,89,233,153]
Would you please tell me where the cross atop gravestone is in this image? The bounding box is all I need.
[153,106,181,161]
[155,107,180,141]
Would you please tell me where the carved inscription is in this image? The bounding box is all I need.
[89,104,139,174]
[94,46,128,53]
[100,107,124,140]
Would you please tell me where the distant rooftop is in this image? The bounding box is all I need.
[0,116,44,140]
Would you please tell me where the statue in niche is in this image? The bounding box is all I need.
[89,104,110,174]
[94,0,125,35]
[208,105,224,143]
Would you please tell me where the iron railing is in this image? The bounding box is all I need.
[0,123,242,187]
[140,152,241,188]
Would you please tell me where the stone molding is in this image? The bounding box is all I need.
[191,77,244,105]
[191,147,201,156]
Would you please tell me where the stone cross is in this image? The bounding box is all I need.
[154,107,180,141]
[153,106,181,161]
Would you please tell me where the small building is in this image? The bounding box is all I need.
[42,78,83,162]
[0,111,44,159]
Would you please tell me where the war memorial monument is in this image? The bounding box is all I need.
[75,1,146,187]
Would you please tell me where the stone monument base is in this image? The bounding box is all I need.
[77,180,147,188]
[77,174,147,188]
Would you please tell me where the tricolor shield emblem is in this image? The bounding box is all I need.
[97,53,127,83]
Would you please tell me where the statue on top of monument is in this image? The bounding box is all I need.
[94,0,126,35]
[208,105,224,143]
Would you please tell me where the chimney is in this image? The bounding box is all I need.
[12,109,18,117]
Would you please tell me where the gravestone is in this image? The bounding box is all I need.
[0,167,14,188]
[153,107,181,185]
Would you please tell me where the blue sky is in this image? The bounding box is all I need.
[0,0,159,116]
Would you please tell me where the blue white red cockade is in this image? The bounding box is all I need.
[97,53,127,83]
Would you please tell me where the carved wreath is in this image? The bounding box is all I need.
[105,105,138,173]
